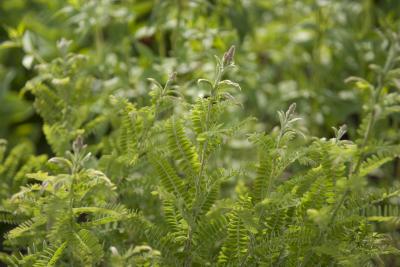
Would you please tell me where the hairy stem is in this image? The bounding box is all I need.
[183,64,224,267]
[198,66,223,180]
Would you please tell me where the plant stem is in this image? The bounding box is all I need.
[95,23,104,64]
[198,65,223,180]
[183,64,224,267]
[138,78,172,153]
[301,39,397,267]
[68,153,79,267]
[173,0,183,58]
[183,228,193,267]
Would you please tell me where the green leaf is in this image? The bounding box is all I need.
[197,79,213,90]
[218,80,242,91]
[33,242,68,267]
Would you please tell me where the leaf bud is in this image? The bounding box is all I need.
[223,45,236,66]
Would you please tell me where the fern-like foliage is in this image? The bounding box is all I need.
[110,96,141,166]
[72,229,104,266]
[148,153,189,203]
[218,195,252,265]
[0,140,47,199]
[166,117,201,178]
[1,137,135,266]
[3,36,400,267]
[32,242,67,267]
[22,51,109,155]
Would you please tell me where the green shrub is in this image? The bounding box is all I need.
[0,38,400,265]
[2,1,400,266]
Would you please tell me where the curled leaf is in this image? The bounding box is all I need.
[197,79,213,90]
[147,78,163,90]
[218,80,241,91]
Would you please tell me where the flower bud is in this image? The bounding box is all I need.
[168,71,177,82]
[72,135,85,153]
[223,45,235,66]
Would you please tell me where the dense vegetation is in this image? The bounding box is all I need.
[1,0,400,266]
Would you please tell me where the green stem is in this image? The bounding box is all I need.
[67,150,85,266]
[198,66,223,180]
[183,228,193,267]
[95,24,104,63]
[183,65,224,267]
[173,0,183,58]
[301,39,397,267]
[137,78,172,154]
[68,174,76,267]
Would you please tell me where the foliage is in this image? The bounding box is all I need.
[1,0,400,266]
